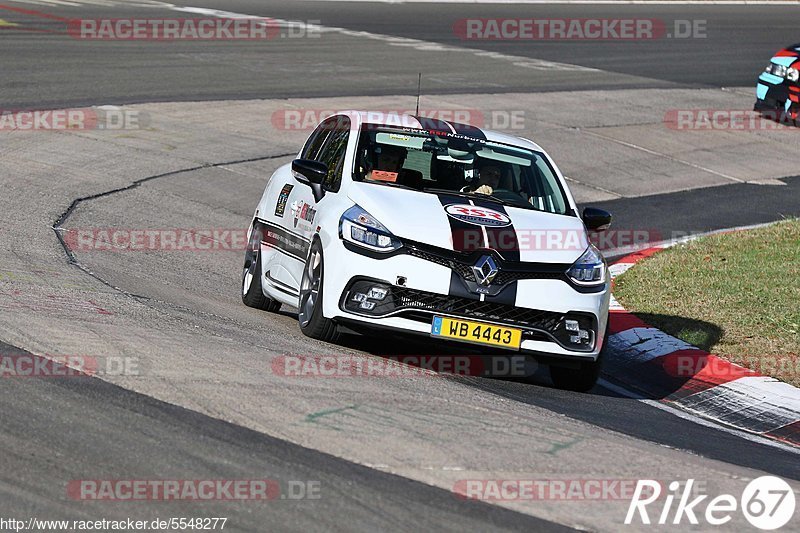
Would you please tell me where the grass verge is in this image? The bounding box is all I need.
[613,219,800,387]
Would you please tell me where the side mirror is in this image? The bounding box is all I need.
[292,159,327,202]
[582,207,612,231]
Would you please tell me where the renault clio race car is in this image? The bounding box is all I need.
[755,43,800,123]
[242,112,613,391]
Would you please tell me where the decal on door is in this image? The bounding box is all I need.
[293,201,317,230]
[444,204,511,227]
[274,184,294,217]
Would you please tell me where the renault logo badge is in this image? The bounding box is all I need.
[472,255,499,286]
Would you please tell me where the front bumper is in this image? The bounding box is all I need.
[322,238,610,360]
[755,73,799,121]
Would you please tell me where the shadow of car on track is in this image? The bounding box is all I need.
[279,308,727,399]
[603,313,726,401]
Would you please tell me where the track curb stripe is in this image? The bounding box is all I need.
[607,240,800,448]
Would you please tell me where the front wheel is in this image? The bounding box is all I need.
[549,356,602,392]
[549,324,607,392]
[298,240,339,342]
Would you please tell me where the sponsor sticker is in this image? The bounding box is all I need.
[370,170,398,183]
[293,201,317,229]
[274,184,293,217]
[445,204,511,227]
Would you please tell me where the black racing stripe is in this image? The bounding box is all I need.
[468,198,521,263]
[485,280,517,307]
[449,271,479,301]
[413,116,454,134]
[447,121,487,140]
[436,194,485,253]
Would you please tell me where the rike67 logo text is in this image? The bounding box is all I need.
[626,477,795,530]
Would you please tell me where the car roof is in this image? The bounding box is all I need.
[330,110,544,153]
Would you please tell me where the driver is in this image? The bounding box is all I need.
[464,163,502,196]
[367,145,406,182]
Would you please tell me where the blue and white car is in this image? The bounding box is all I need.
[755,43,800,123]
[242,112,613,391]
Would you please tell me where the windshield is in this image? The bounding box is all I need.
[353,125,570,215]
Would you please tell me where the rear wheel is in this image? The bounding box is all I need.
[298,240,339,342]
[241,223,281,312]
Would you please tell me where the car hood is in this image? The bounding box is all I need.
[347,183,588,264]
[771,45,800,67]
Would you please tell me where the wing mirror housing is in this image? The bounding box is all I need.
[292,159,327,202]
[582,207,612,231]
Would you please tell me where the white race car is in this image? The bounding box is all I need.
[243,112,612,391]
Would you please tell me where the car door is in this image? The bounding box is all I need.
[283,115,350,288]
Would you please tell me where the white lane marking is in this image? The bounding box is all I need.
[609,262,634,278]
[563,175,624,199]
[579,128,746,184]
[295,0,800,6]
[674,376,800,432]
[609,326,699,360]
[9,0,800,5]
[295,0,800,4]
[608,293,625,311]
[4,0,83,5]
[5,0,177,6]
[173,6,597,73]
[598,378,800,455]
[10,0,800,4]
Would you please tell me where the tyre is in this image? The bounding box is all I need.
[549,324,608,392]
[241,223,281,312]
[298,239,339,342]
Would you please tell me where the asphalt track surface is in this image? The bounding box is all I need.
[0,340,573,532]
[1,1,800,531]
[1,1,799,108]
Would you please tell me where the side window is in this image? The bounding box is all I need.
[316,116,350,192]
[300,119,335,160]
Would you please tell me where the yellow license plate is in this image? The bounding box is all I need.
[431,316,522,350]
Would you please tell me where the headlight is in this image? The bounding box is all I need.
[773,64,788,78]
[339,205,402,253]
[566,244,606,286]
[787,68,799,82]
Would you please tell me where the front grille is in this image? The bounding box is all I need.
[406,246,565,286]
[407,248,476,282]
[345,280,561,331]
[342,279,597,351]
[493,270,562,285]
[394,287,562,331]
